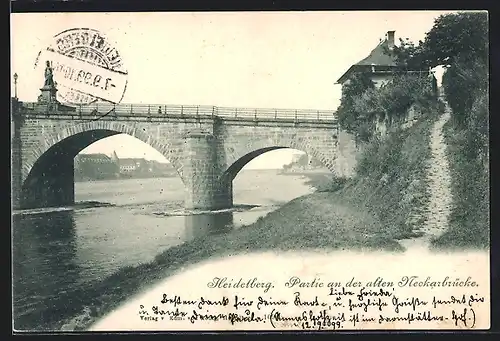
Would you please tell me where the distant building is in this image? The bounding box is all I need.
[110,150,120,163]
[118,158,149,175]
[336,30,429,89]
[147,159,178,176]
[116,155,177,177]
[75,151,177,180]
[74,153,119,181]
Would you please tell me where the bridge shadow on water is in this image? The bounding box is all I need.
[12,210,82,331]
[12,205,244,331]
[184,212,234,240]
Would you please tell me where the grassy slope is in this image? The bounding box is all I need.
[322,114,435,241]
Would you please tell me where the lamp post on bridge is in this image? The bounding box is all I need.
[13,73,18,99]
[12,73,21,118]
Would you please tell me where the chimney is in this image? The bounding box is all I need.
[387,30,395,49]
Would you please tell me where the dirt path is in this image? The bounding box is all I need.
[399,102,453,252]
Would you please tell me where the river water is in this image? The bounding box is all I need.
[12,169,316,331]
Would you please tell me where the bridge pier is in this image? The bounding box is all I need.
[183,129,231,211]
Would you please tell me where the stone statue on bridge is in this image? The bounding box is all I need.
[44,61,55,88]
[38,60,58,104]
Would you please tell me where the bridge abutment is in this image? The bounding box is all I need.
[11,108,22,210]
[21,158,75,209]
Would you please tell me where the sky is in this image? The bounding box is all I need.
[11,11,458,169]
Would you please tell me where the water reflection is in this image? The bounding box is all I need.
[12,210,235,330]
[12,211,81,330]
[184,212,234,241]
[12,171,316,331]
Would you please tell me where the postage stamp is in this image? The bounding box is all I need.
[34,28,128,105]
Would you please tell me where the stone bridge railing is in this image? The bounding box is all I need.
[17,101,337,125]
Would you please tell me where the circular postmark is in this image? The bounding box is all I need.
[34,28,128,106]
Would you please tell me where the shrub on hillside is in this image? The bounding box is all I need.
[436,86,489,249]
[338,72,435,143]
[466,91,489,162]
[355,133,402,179]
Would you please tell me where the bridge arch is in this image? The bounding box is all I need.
[206,138,337,210]
[220,137,337,183]
[20,120,185,209]
[22,120,185,183]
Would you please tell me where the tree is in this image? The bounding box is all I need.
[389,12,488,70]
[388,12,488,129]
[338,12,488,143]
[388,38,429,70]
[425,12,488,127]
[337,72,375,140]
[419,11,488,67]
[282,163,291,171]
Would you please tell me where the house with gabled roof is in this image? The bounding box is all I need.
[336,30,429,89]
[335,30,435,137]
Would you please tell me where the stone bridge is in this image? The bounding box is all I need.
[11,98,358,210]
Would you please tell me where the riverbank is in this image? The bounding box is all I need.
[75,174,177,183]
[53,182,404,331]
[279,170,335,191]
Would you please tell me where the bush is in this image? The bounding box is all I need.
[466,90,489,160]
[326,176,348,192]
[338,72,435,143]
[337,72,376,140]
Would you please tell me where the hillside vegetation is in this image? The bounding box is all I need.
[322,104,440,243]
[334,11,489,249]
